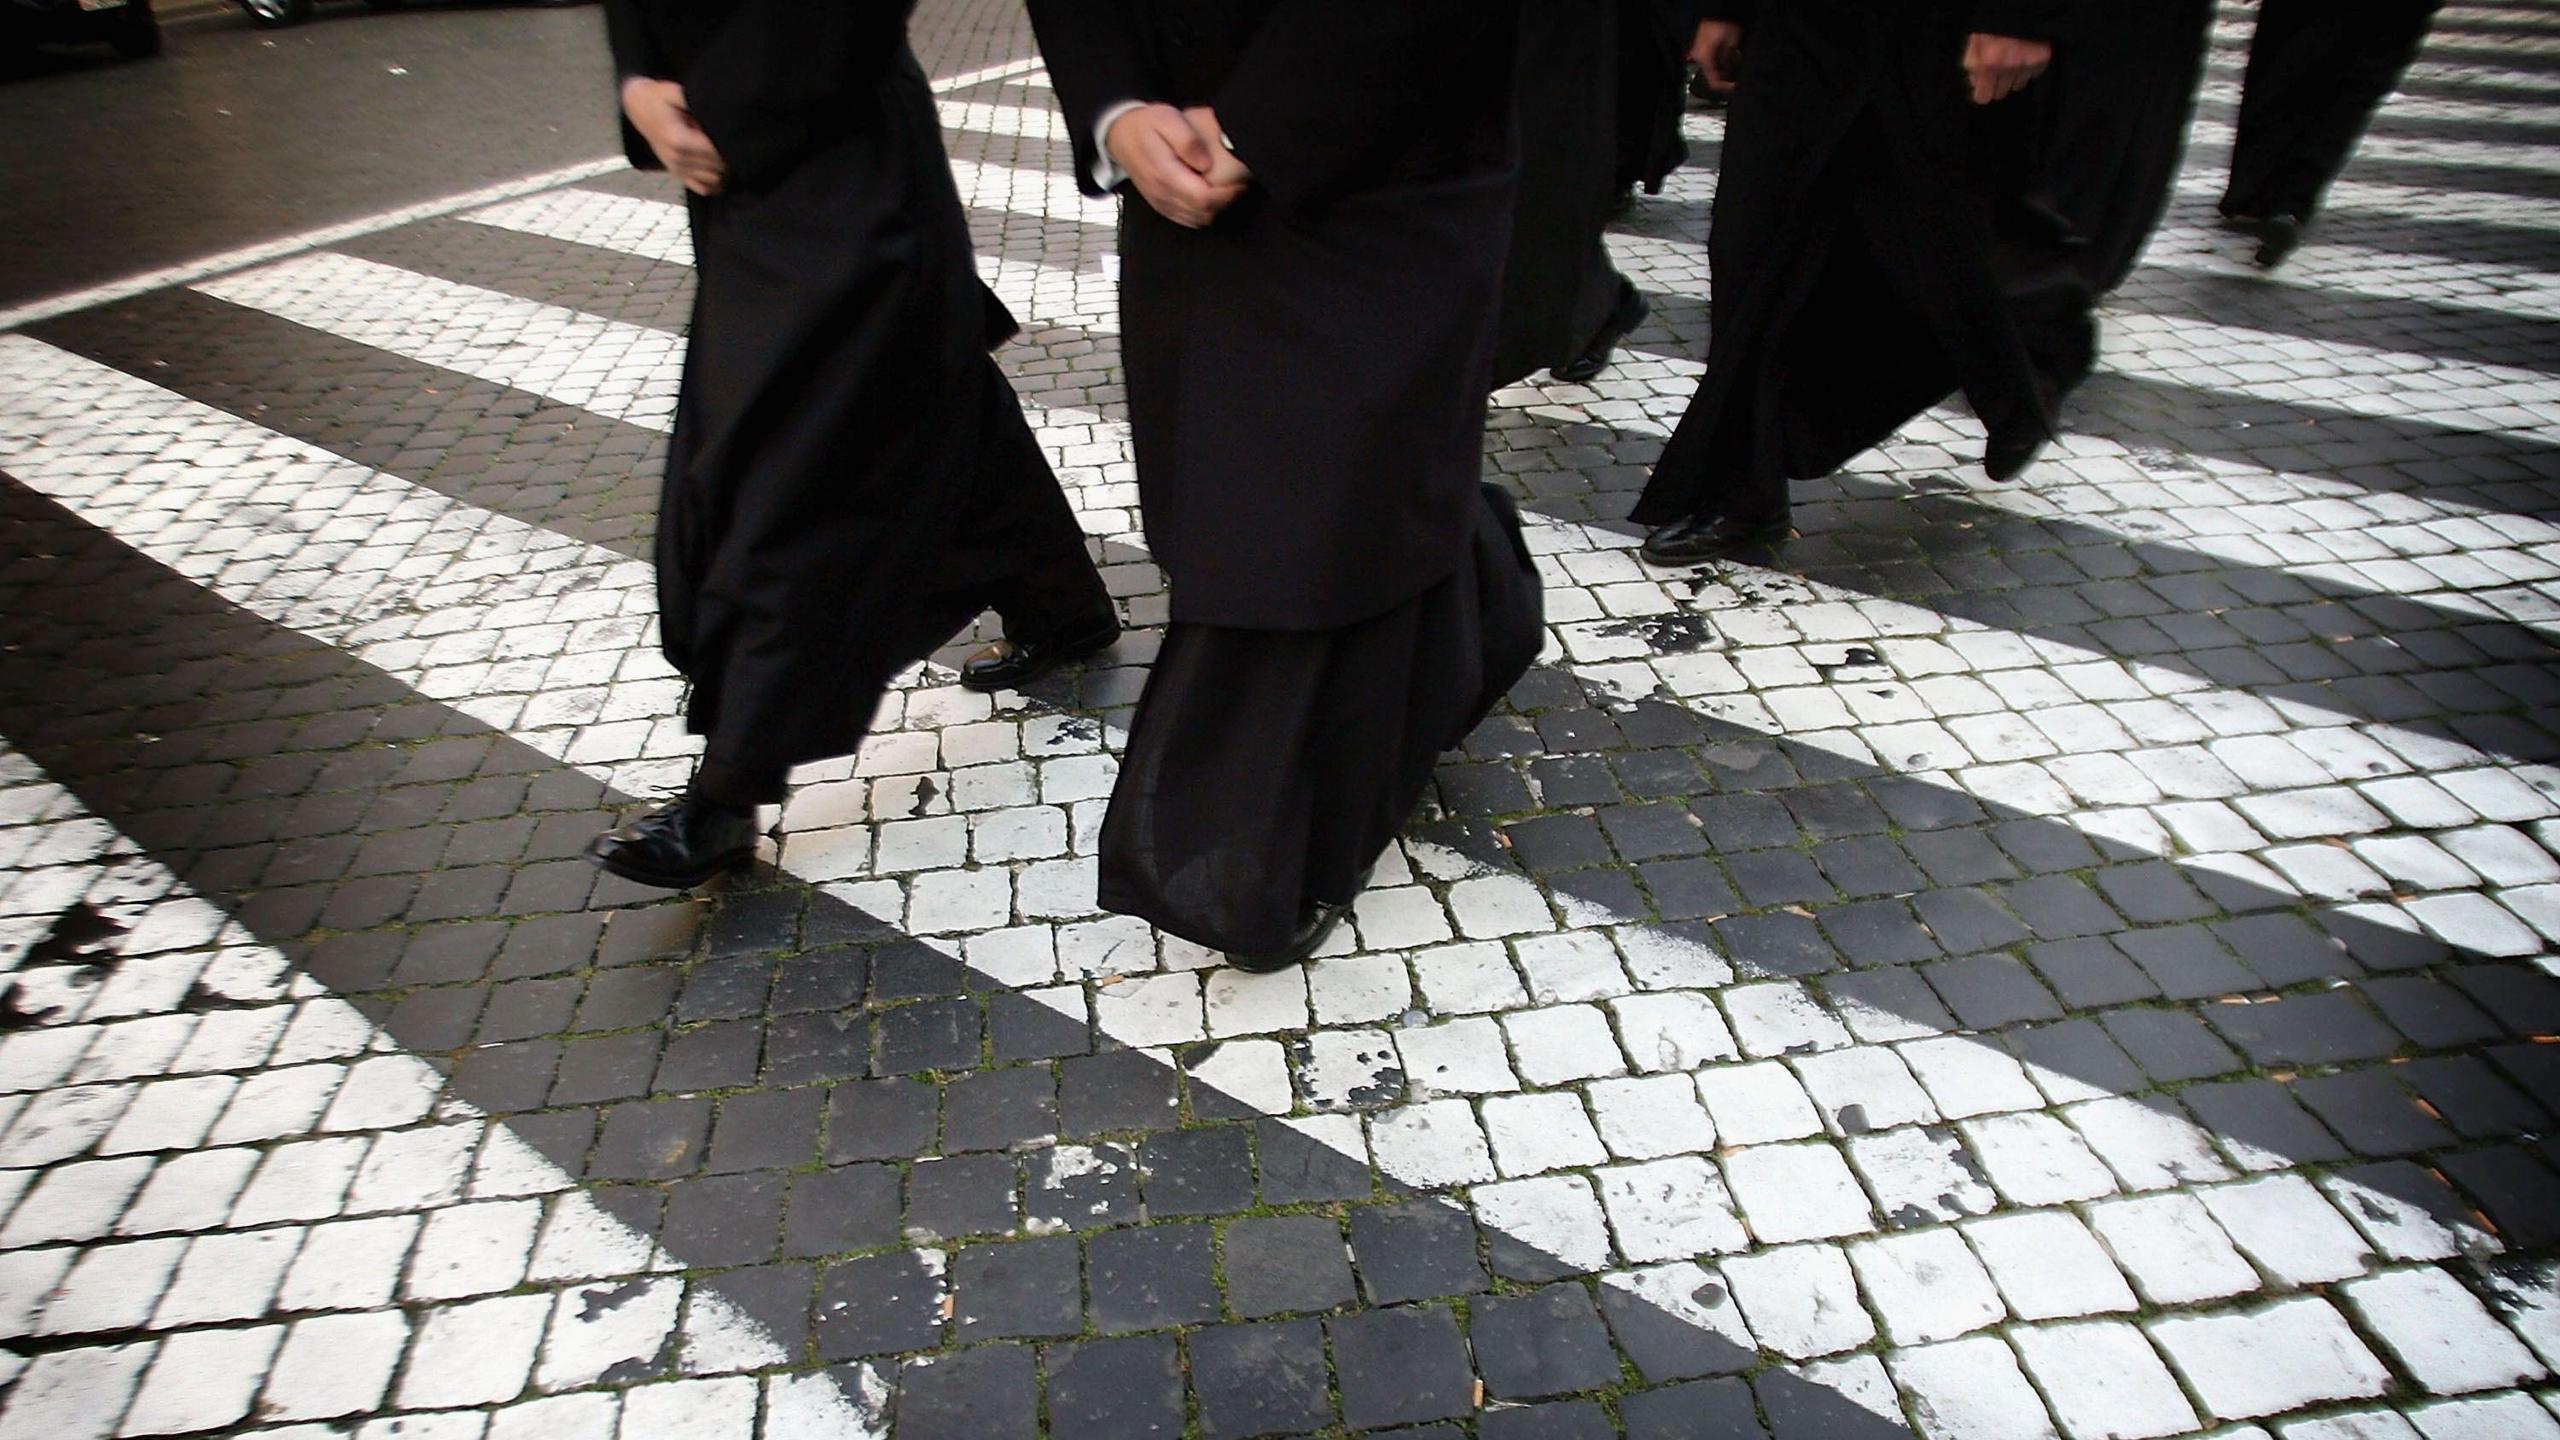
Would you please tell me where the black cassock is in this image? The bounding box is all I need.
[2225,0,2443,224]
[1633,0,2093,530]
[1029,0,1546,955]
[605,0,1107,787]
[1617,0,1694,198]
[1984,0,2214,292]
[1492,0,1625,389]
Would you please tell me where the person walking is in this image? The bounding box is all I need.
[1026,0,1547,971]
[1632,0,2094,567]
[2222,0,2444,268]
[1981,0,2214,293]
[588,0,1119,889]
[1495,0,1652,389]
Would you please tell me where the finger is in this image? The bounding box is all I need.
[1164,121,1215,174]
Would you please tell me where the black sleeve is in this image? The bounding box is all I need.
[1971,0,2074,41]
[1026,0,1152,198]
[676,1,915,193]
[604,0,667,172]
[1641,0,1707,48]
[1211,0,1488,210]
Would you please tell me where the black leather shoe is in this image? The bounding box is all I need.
[1983,422,2051,483]
[587,797,760,889]
[1551,280,1650,384]
[2246,213,2304,269]
[1639,510,1791,565]
[1226,866,1375,974]
[959,613,1120,693]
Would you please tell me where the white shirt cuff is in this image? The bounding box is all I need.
[1091,99,1148,191]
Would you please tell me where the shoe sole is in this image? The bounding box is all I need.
[1639,527,1790,566]
[588,844,755,891]
[1550,294,1652,384]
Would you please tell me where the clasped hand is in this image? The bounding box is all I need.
[1107,103,1251,229]
[1690,22,2051,106]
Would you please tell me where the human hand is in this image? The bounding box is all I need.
[1963,32,2052,104]
[1106,102,1246,228]
[1690,20,1744,92]
[1180,106,1253,192]
[622,77,728,195]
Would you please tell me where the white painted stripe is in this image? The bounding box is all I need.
[460,179,1123,329]
[195,252,686,434]
[936,99,1070,143]
[928,56,1048,94]
[948,156,1119,227]
[466,189,696,268]
[2140,239,2560,325]
[0,159,628,336]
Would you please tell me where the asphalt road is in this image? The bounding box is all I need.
[0,0,618,309]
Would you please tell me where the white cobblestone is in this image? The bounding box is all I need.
[2343,1266,2547,1395]
[2011,1320,2200,1440]
[1849,1228,2005,1345]
[2086,1191,2261,1306]
[2151,1297,2391,1420]
[1966,1211,2138,1321]
[2200,1175,2377,1287]
[1722,1242,1875,1358]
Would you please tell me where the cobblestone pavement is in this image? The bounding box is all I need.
[3,2,2559,1437]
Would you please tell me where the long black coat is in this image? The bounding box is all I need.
[1983,0,2214,293]
[605,0,1042,768]
[1027,0,1521,632]
[1492,0,1622,390]
[1617,0,1693,197]
[1633,0,2091,525]
[2226,0,2443,223]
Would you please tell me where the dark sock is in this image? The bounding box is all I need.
[690,757,788,810]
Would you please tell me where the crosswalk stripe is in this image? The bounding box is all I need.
[193,252,685,434]
[936,98,1070,143]
[2139,239,2560,324]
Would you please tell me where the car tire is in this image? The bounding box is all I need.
[239,0,311,26]
[110,8,161,57]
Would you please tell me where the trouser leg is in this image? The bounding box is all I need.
[691,754,790,808]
